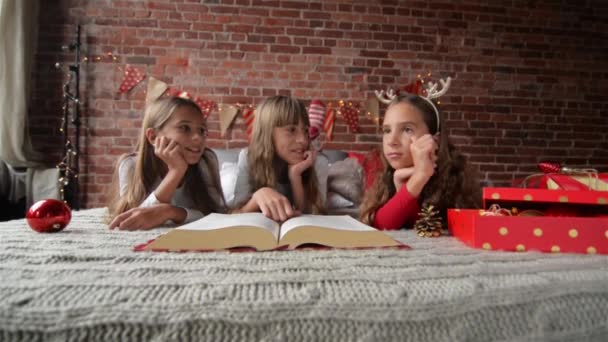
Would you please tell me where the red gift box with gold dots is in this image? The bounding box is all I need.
[447,187,608,254]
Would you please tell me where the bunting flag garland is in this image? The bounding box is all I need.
[143,77,216,119]
[166,88,190,99]
[323,107,336,141]
[120,65,386,144]
[194,98,216,119]
[308,99,326,140]
[145,77,169,104]
[219,104,239,137]
[118,65,145,93]
[241,106,255,140]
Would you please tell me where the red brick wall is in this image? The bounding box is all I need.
[31,0,608,208]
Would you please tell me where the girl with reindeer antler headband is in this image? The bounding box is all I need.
[360,77,481,230]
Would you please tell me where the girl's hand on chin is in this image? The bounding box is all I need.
[288,150,316,178]
[393,167,415,190]
[153,136,188,173]
[410,134,437,179]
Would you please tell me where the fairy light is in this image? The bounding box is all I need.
[81,52,118,63]
[54,25,85,208]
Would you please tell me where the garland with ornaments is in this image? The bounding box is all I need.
[116,65,381,143]
[117,65,452,150]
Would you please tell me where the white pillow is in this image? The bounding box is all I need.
[327,191,354,209]
[220,162,238,205]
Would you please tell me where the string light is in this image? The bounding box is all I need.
[54,25,83,208]
[56,142,78,202]
[80,51,118,64]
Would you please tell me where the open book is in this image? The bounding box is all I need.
[137,213,405,252]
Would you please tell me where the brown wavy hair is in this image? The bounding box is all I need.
[360,94,480,226]
[106,97,226,222]
[246,95,325,214]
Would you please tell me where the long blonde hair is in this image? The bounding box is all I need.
[107,97,225,220]
[360,94,480,226]
[247,95,325,214]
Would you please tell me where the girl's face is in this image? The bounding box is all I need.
[382,102,430,169]
[272,120,309,165]
[155,105,208,165]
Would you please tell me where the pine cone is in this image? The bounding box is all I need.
[413,204,443,237]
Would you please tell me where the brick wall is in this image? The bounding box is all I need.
[31,0,608,208]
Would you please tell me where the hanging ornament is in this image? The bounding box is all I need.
[117,64,145,93]
[26,199,72,233]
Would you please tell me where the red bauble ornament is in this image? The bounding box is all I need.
[26,199,71,233]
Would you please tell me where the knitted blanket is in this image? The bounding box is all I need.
[1,208,607,341]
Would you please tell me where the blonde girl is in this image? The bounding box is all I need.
[232,95,327,221]
[107,97,225,230]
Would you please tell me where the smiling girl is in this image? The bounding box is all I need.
[231,95,328,221]
[107,97,225,230]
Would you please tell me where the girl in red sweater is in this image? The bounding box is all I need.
[360,94,480,230]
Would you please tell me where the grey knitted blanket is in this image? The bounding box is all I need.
[1,208,607,341]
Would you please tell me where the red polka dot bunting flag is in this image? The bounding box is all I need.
[194,98,215,119]
[166,88,189,98]
[118,64,145,93]
[339,101,360,133]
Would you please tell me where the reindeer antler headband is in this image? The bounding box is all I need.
[375,76,452,132]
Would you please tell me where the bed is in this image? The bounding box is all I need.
[1,208,607,341]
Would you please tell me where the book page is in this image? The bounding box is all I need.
[176,213,280,240]
[279,215,374,239]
